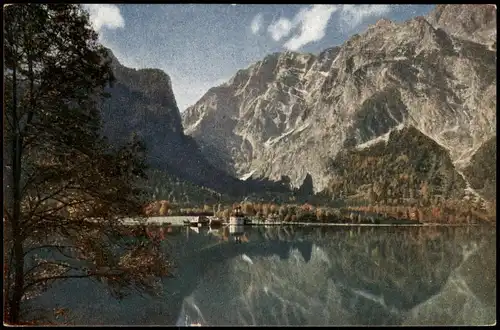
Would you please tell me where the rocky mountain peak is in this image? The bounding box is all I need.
[182,5,496,196]
[99,48,264,199]
[376,18,393,26]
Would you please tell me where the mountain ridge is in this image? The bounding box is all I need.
[100,49,300,203]
[182,5,496,200]
[100,48,248,199]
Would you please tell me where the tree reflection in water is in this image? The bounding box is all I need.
[23,225,495,326]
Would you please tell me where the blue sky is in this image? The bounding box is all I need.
[83,4,435,112]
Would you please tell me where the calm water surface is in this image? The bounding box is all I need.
[27,225,496,326]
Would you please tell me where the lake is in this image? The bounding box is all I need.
[25,225,496,326]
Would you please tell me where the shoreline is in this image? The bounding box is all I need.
[122,217,492,228]
[244,222,485,227]
[151,222,486,228]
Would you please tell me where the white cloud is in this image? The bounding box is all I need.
[83,4,125,33]
[267,5,395,51]
[340,5,391,29]
[283,5,339,51]
[250,13,264,35]
[267,18,293,41]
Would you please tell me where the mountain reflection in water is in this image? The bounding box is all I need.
[26,225,496,326]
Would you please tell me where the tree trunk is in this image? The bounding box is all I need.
[9,235,24,324]
[7,62,25,325]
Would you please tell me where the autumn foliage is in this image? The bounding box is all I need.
[3,4,171,324]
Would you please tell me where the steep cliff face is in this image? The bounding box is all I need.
[182,6,496,194]
[101,49,183,156]
[99,49,249,198]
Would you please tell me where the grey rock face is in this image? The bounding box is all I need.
[182,7,496,193]
[426,4,497,47]
[100,49,248,196]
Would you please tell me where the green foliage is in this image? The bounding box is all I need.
[139,168,236,206]
[327,126,466,203]
[462,136,496,201]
